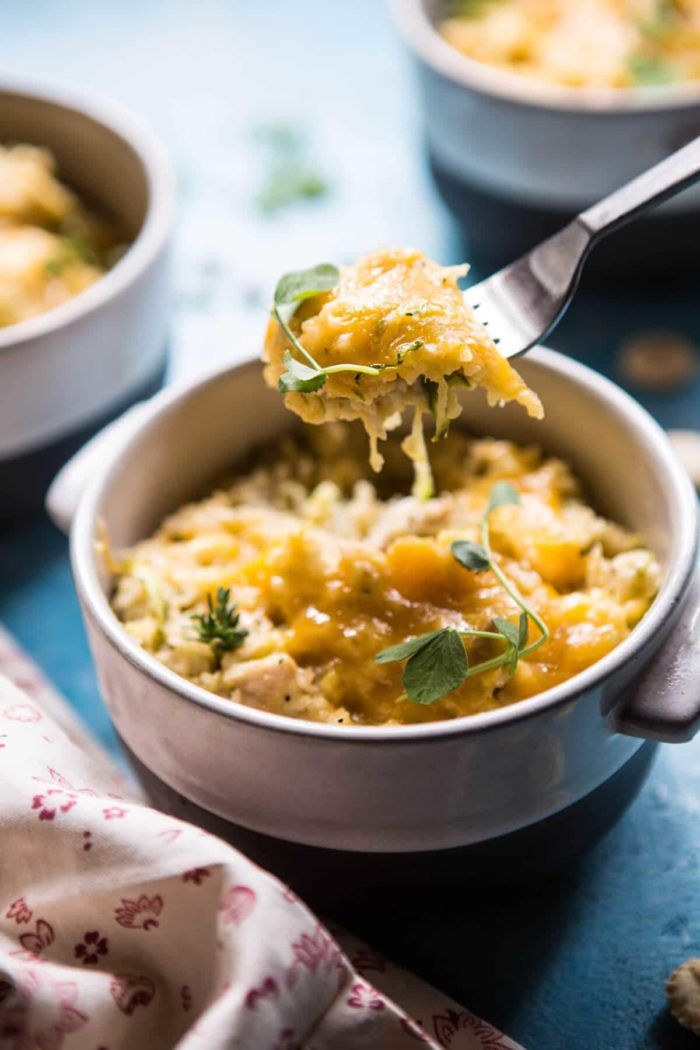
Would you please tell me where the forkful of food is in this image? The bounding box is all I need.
[263,134,700,495]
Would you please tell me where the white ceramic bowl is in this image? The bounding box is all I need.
[391,0,700,271]
[0,77,174,521]
[49,349,700,869]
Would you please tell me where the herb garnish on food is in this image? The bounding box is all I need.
[445,0,498,17]
[627,54,674,85]
[640,0,676,40]
[375,482,549,704]
[273,264,424,393]
[45,232,98,277]
[192,587,248,653]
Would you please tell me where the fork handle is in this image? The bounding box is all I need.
[580,134,700,240]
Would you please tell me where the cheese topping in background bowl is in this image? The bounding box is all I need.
[0,144,125,328]
[439,0,700,89]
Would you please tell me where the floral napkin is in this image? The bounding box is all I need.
[0,625,523,1049]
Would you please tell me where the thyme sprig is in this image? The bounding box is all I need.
[273,264,424,393]
[192,587,248,654]
[375,482,549,704]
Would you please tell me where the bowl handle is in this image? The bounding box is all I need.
[609,573,700,743]
[46,402,152,534]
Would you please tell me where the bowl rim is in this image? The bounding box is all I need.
[0,74,174,352]
[391,0,700,115]
[71,346,699,744]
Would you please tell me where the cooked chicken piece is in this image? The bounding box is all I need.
[221,653,302,711]
[367,495,455,549]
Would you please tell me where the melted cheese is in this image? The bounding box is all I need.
[440,0,700,89]
[263,248,542,492]
[112,426,659,726]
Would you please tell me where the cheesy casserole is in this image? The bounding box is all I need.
[111,425,659,726]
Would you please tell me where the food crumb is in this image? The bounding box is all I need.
[618,330,698,392]
[667,959,700,1036]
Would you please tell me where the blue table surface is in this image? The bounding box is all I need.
[2,3,700,1047]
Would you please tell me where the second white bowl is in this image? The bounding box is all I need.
[0,78,174,521]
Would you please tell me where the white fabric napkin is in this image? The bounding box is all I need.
[0,625,523,1049]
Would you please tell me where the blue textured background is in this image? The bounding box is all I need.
[1,3,699,1047]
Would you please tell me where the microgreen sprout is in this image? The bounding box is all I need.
[273,264,425,393]
[375,481,549,704]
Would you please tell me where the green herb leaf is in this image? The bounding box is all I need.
[402,628,468,704]
[45,257,64,277]
[396,338,425,365]
[281,351,320,381]
[192,587,248,653]
[451,539,491,574]
[486,481,519,515]
[274,264,339,307]
[375,629,446,665]
[278,370,327,393]
[494,616,519,648]
[628,54,674,85]
[278,351,328,393]
[65,233,93,263]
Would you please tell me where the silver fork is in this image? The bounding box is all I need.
[464,136,700,360]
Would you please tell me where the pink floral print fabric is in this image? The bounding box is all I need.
[0,628,523,1049]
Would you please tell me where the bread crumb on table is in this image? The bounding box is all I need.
[618,330,698,392]
[668,959,700,1036]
